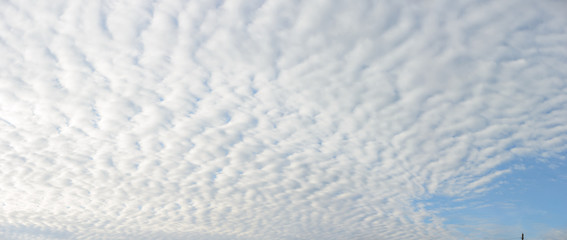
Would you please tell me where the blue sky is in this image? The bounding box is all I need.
[0,0,566,239]
[423,159,567,239]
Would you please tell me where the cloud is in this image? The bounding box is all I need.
[542,227,567,240]
[0,0,566,239]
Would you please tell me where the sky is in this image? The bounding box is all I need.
[0,0,566,239]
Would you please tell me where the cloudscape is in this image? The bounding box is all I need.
[1,0,566,239]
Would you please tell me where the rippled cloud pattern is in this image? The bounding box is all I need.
[1,0,566,239]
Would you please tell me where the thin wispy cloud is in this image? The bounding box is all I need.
[1,0,566,239]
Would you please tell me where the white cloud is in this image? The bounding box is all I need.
[0,0,566,239]
[542,227,567,240]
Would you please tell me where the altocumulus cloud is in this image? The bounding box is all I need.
[0,0,566,239]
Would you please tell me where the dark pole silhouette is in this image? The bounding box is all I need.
[521,233,524,240]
